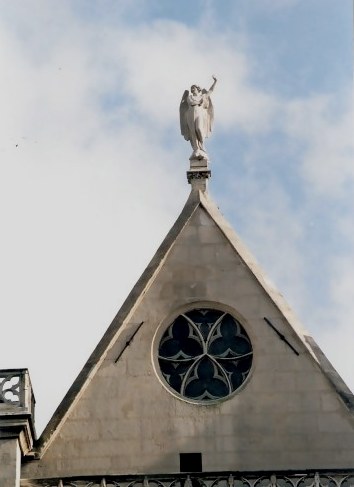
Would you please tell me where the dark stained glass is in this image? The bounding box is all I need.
[158,308,253,402]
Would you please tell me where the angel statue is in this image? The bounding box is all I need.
[179,75,217,161]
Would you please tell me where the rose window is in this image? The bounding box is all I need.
[158,308,253,402]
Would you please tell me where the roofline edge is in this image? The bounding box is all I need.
[33,189,202,457]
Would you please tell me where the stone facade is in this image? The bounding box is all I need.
[1,189,354,486]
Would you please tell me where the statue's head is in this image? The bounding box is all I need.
[191,85,201,94]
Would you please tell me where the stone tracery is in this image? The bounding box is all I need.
[158,308,253,402]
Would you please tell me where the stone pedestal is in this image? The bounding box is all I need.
[186,158,211,191]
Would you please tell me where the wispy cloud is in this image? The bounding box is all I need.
[0,2,352,434]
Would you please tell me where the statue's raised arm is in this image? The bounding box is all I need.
[179,76,218,161]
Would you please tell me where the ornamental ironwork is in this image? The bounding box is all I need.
[158,308,253,402]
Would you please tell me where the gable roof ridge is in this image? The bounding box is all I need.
[198,191,354,414]
[33,189,354,459]
[34,190,203,457]
[198,191,310,338]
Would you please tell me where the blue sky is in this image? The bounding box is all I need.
[0,0,353,435]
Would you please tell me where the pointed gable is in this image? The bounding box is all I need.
[22,189,354,480]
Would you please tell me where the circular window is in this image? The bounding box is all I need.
[157,308,253,402]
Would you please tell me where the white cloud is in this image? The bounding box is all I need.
[0,2,353,435]
[254,0,300,10]
[113,21,277,133]
[284,94,354,196]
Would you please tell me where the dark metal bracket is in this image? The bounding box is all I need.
[263,317,299,356]
[114,321,145,363]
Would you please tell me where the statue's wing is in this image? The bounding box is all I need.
[179,90,190,140]
[202,89,214,138]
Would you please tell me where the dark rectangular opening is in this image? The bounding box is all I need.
[179,452,202,472]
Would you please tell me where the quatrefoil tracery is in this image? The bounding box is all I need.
[158,309,253,402]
